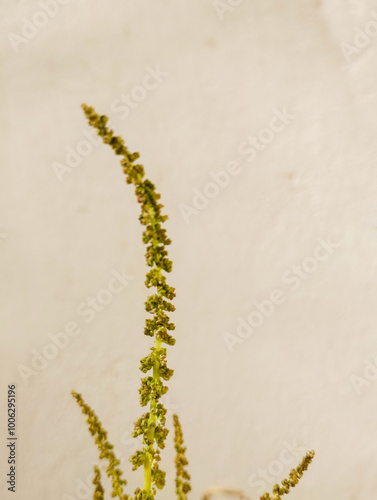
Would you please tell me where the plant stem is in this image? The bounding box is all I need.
[144,457,152,492]
[144,337,162,492]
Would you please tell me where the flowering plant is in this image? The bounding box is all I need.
[71,104,314,500]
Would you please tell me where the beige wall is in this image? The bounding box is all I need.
[1,1,377,499]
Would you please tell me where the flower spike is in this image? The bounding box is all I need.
[71,391,130,500]
[260,450,315,500]
[173,414,191,500]
[81,104,176,498]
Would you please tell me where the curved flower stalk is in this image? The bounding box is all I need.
[173,414,191,500]
[260,450,315,500]
[73,104,177,500]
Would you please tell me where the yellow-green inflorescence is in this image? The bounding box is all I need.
[71,103,313,500]
[260,450,315,500]
[75,104,177,500]
[71,391,129,500]
[173,414,191,500]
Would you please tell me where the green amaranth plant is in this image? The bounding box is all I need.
[71,104,315,500]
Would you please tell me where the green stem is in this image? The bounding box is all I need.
[143,330,163,492]
[143,208,161,493]
[144,456,151,492]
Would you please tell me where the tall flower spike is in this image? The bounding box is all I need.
[71,391,130,500]
[260,450,315,500]
[173,414,191,500]
[81,104,176,499]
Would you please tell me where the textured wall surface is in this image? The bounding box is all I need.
[1,1,377,499]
